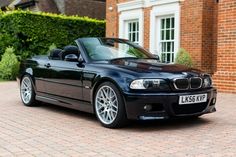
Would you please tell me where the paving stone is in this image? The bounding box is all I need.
[0,82,235,156]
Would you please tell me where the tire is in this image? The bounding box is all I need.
[94,82,127,128]
[20,75,38,106]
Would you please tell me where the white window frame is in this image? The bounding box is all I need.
[149,3,180,62]
[126,20,139,44]
[119,9,144,46]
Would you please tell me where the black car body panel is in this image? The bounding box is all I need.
[18,38,217,120]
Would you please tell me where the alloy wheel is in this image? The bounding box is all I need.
[95,85,118,125]
[20,77,32,104]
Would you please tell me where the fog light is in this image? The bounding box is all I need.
[144,105,152,111]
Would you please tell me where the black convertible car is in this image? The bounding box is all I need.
[18,38,217,128]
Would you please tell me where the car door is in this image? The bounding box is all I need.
[43,59,83,101]
[33,57,52,94]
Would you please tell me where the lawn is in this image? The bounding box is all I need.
[0,79,6,82]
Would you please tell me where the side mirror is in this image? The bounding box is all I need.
[64,54,78,62]
[153,54,160,61]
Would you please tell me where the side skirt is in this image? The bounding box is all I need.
[36,94,94,114]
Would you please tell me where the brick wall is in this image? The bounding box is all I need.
[65,0,106,20]
[105,0,113,37]
[180,0,217,73]
[143,7,151,50]
[180,0,204,69]
[106,0,129,39]
[212,0,236,93]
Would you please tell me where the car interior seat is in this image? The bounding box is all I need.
[60,45,80,60]
[49,48,63,60]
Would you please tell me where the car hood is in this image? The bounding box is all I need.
[107,59,202,78]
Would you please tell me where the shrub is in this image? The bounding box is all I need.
[175,48,194,68]
[0,47,19,80]
[0,10,105,60]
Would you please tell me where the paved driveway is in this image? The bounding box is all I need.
[0,82,235,157]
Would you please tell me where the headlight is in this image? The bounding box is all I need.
[202,76,212,88]
[130,79,166,89]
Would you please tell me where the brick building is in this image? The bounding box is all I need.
[0,0,106,20]
[106,0,236,93]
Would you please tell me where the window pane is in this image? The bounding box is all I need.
[162,53,166,62]
[129,23,132,32]
[171,17,175,28]
[137,22,139,31]
[161,19,165,29]
[136,32,139,42]
[166,18,170,29]
[167,42,171,52]
[133,23,136,32]
[132,33,135,42]
[172,42,174,52]
[167,53,170,62]
[163,42,166,52]
[166,30,170,40]
[129,33,132,41]
[161,30,165,40]
[171,29,174,40]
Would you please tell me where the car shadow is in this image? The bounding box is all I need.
[124,117,212,131]
[39,102,97,121]
[38,103,213,131]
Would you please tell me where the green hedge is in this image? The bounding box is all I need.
[0,10,105,60]
[175,48,194,68]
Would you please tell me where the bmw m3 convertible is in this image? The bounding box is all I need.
[18,38,217,128]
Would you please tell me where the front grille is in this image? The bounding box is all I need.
[174,78,189,90]
[172,102,208,115]
[173,77,202,90]
[190,77,202,89]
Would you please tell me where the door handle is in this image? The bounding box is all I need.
[44,63,51,68]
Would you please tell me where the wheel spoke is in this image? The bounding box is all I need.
[97,104,103,110]
[111,107,117,113]
[100,109,105,115]
[101,89,107,99]
[23,81,28,88]
[110,110,115,119]
[104,111,108,121]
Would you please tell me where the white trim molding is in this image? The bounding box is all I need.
[117,0,145,12]
[147,0,183,7]
[119,9,144,46]
[117,0,182,12]
[149,2,180,56]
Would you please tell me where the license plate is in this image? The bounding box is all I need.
[179,94,207,105]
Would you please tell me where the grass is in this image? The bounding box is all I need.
[0,79,6,82]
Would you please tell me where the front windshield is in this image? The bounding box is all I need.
[80,38,154,61]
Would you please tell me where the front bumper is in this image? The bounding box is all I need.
[123,88,217,120]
